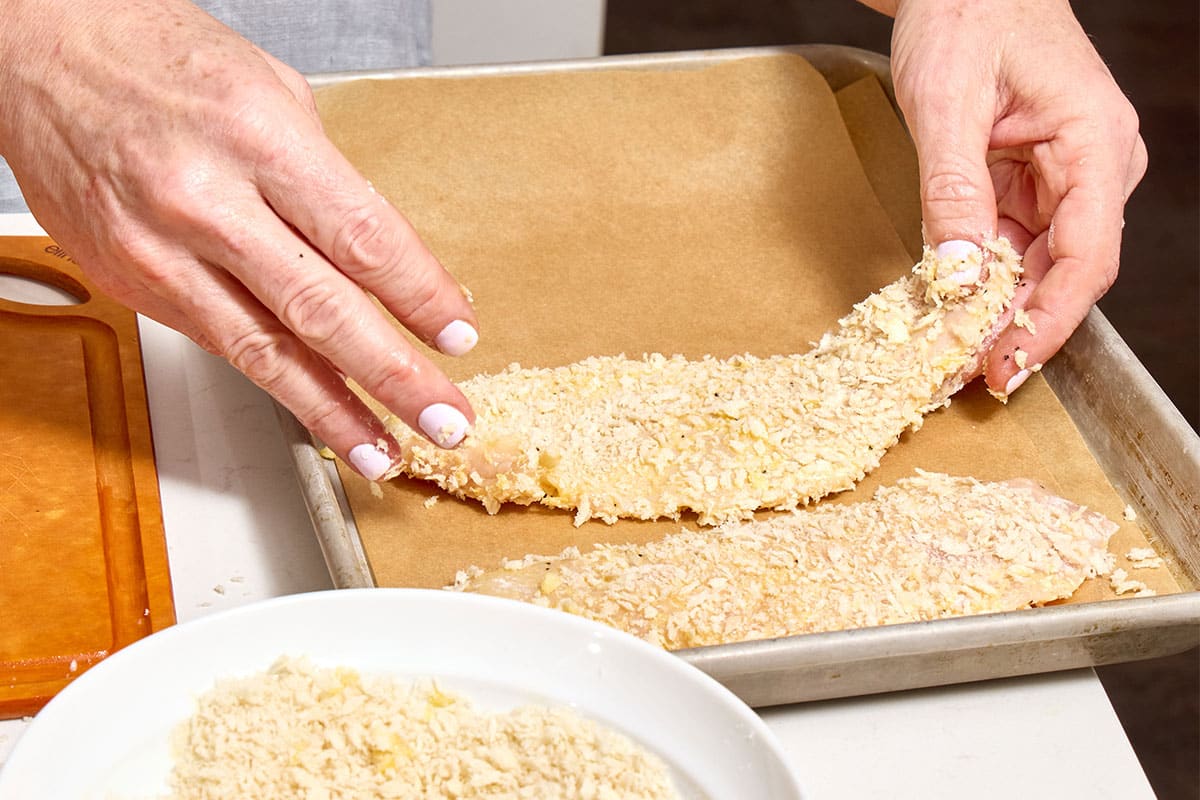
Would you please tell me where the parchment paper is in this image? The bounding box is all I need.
[313,55,1179,604]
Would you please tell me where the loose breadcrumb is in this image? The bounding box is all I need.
[1126,546,1164,570]
[452,472,1118,649]
[1013,308,1037,334]
[384,241,1022,525]
[1123,504,1138,521]
[422,495,440,509]
[162,657,678,800]
[1109,568,1156,597]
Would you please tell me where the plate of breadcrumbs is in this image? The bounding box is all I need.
[0,589,802,800]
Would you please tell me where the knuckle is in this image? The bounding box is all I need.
[221,87,303,169]
[279,278,349,347]
[292,395,344,437]
[330,203,400,273]
[287,75,320,116]
[150,170,251,252]
[222,328,293,390]
[101,224,187,289]
[153,167,216,225]
[144,169,259,262]
[389,270,441,321]
[923,164,981,206]
[1100,255,1120,290]
[359,349,421,398]
[921,162,988,230]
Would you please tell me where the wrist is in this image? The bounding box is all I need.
[0,0,71,151]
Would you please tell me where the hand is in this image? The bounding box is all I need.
[0,0,479,479]
[860,0,1147,395]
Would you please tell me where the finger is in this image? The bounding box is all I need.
[250,111,480,357]
[990,157,1052,237]
[192,199,475,449]
[996,216,1035,254]
[902,67,999,257]
[983,232,1050,393]
[165,255,410,479]
[985,160,1126,396]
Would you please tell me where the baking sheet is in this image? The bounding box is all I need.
[280,47,1199,703]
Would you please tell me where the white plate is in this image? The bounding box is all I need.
[0,589,803,799]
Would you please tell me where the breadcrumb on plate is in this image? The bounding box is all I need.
[161,657,678,800]
[384,241,1022,525]
[452,472,1118,650]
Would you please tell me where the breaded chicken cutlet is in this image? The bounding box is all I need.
[452,472,1118,649]
[383,240,1021,525]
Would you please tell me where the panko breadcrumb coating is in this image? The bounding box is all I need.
[164,657,679,800]
[384,240,1021,525]
[451,472,1119,650]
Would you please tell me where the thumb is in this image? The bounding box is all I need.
[903,82,999,256]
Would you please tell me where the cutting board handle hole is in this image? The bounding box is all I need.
[0,257,90,306]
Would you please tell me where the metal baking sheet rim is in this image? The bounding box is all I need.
[277,46,1200,707]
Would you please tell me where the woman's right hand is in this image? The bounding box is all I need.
[0,0,480,480]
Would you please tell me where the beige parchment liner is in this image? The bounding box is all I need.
[312,55,1179,613]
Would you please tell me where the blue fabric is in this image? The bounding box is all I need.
[0,0,431,212]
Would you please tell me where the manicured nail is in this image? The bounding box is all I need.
[935,240,983,285]
[434,319,479,357]
[418,403,470,448]
[348,443,391,481]
[1005,368,1032,397]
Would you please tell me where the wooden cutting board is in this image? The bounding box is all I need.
[0,237,174,718]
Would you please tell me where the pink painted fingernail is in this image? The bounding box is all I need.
[936,240,983,285]
[418,403,470,448]
[434,319,479,357]
[348,443,391,481]
[1005,368,1032,397]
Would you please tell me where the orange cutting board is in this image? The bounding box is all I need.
[0,237,174,718]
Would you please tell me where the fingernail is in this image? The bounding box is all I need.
[418,403,470,448]
[434,319,479,357]
[935,239,983,285]
[348,443,391,481]
[1005,368,1032,397]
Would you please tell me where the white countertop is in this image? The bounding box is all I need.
[0,214,1155,798]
